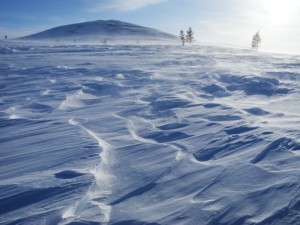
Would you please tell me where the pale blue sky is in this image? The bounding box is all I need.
[1,0,300,54]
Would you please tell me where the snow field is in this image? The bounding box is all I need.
[0,42,300,225]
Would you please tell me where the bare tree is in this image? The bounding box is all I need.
[251,31,262,50]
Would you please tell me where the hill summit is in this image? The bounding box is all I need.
[19,20,177,43]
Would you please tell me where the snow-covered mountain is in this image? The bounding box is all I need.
[18,20,177,43]
[1,42,300,225]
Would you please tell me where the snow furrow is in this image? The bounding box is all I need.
[126,118,198,163]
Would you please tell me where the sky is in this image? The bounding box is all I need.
[1,0,300,54]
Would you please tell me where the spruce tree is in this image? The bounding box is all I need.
[186,27,194,44]
[251,31,262,50]
[179,30,185,46]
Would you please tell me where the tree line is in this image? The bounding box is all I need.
[179,28,262,50]
[179,27,194,46]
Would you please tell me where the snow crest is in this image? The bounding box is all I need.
[60,118,114,224]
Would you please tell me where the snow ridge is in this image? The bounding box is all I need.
[61,118,114,224]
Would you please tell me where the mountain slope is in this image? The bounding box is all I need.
[18,20,177,42]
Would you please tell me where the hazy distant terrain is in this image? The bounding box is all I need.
[1,36,300,225]
[18,20,177,44]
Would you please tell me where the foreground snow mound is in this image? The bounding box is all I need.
[0,43,300,225]
[18,20,177,44]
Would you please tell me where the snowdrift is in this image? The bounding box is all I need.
[0,42,300,225]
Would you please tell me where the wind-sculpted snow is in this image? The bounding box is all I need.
[1,42,300,225]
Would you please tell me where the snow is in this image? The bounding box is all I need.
[0,40,300,225]
[18,20,177,44]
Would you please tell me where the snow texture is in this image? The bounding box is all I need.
[1,40,300,225]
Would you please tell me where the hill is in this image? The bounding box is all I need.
[18,20,177,43]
